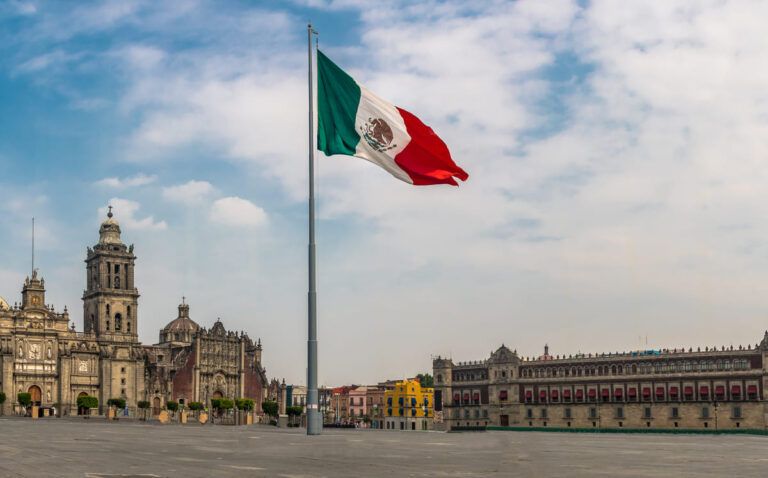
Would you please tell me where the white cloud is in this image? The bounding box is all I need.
[95,173,157,188]
[209,197,267,227]
[10,0,768,384]
[100,198,167,231]
[161,180,215,204]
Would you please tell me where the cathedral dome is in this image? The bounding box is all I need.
[99,206,122,245]
[0,296,9,310]
[160,301,199,344]
[163,316,199,333]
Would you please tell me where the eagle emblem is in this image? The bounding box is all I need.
[361,117,396,152]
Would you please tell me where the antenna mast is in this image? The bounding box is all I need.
[31,217,35,275]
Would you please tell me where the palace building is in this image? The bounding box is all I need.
[0,209,267,416]
[433,336,768,431]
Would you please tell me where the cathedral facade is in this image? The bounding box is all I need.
[0,210,267,415]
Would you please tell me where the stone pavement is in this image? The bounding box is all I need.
[1,417,766,477]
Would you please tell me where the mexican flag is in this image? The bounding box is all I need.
[317,50,468,186]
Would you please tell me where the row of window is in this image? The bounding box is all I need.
[451,371,488,382]
[386,408,431,417]
[520,359,752,378]
[526,405,743,420]
[523,384,759,403]
[452,408,489,419]
[89,262,130,290]
[386,397,429,407]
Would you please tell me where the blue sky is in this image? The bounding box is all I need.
[2,0,768,385]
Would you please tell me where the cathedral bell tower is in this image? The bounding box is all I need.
[82,207,139,340]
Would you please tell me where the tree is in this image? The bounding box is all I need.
[187,401,203,412]
[261,400,278,418]
[218,398,234,411]
[166,400,179,415]
[416,373,434,388]
[286,406,303,427]
[77,395,98,417]
[137,400,150,421]
[235,398,255,411]
[17,392,32,408]
[107,398,126,409]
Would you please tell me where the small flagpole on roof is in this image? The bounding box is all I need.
[306,22,321,436]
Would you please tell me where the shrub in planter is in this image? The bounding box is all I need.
[235,398,255,411]
[166,401,179,414]
[77,395,98,418]
[261,400,278,418]
[17,392,32,408]
[107,398,126,409]
[187,401,203,411]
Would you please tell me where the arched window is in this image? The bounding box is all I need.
[114,275,120,288]
[106,320,110,331]
[611,365,616,375]
[632,364,637,374]
[114,313,122,331]
[127,321,131,333]
[106,304,110,316]
[127,306,131,319]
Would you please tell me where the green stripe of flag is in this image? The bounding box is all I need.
[317,50,361,156]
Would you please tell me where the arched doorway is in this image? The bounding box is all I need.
[212,391,223,399]
[28,386,42,406]
[77,392,89,415]
[152,397,161,416]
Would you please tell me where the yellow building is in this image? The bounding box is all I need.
[383,379,434,430]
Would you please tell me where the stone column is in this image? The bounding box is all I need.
[59,353,71,416]
[280,382,287,415]
[193,336,201,401]
[2,357,13,415]
[239,340,245,398]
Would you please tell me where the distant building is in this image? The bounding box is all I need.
[434,339,768,431]
[384,379,434,431]
[328,385,353,424]
[366,386,386,429]
[348,386,369,425]
[287,385,307,409]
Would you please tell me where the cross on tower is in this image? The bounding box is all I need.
[182,296,186,305]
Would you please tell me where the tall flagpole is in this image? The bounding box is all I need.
[306,22,321,436]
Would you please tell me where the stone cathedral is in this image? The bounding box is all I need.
[0,209,267,415]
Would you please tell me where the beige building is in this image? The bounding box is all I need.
[0,209,267,416]
[434,337,768,431]
[0,210,145,415]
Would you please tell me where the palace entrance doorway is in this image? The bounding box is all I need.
[152,397,161,416]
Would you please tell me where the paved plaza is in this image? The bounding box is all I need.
[1,418,767,477]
